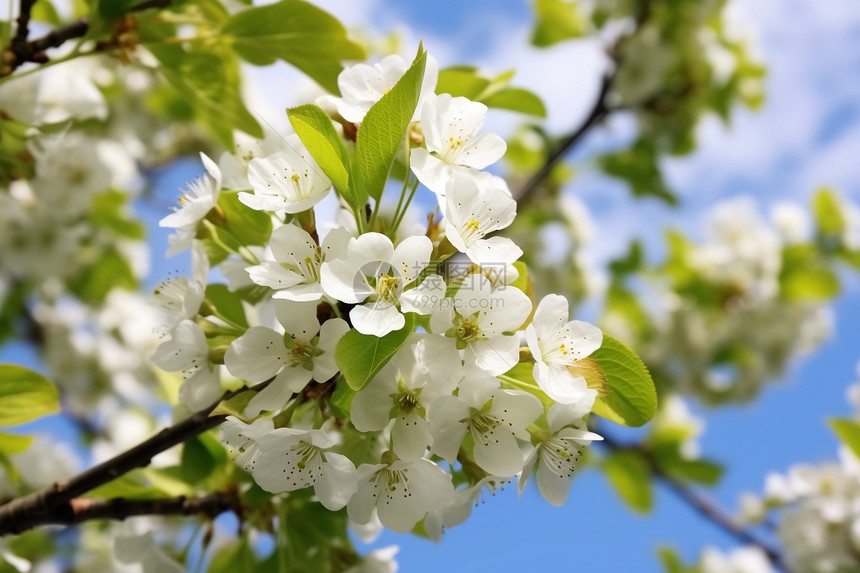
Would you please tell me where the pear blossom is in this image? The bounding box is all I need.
[318,54,439,123]
[151,319,221,410]
[424,476,507,540]
[321,233,433,336]
[429,273,532,375]
[443,172,522,265]
[410,93,506,196]
[252,425,357,510]
[159,153,222,257]
[518,397,601,506]
[114,531,183,573]
[347,457,453,534]
[225,301,348,417]
[351,335,462,460]
[525,294,603,404]
[344,546,400,573]
[247,224,351,301]
[241,135,332,214]
[154,242,209,332]
[700,546,775,573]
[220,416,276,473]
[218,129,288,190]
[430,375,542,477]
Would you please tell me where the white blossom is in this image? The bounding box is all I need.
[430,375,541,477]
[252,426,357,510]
[525,294,602,404]
[429,274,532,375]
[410,93,506,196]
[247,224,351,302]
[321,233,433,336]
[241,135,331,214]
[519,397,601,506]
[224,301,348,417]
[151,319,221,411]
[159,153,222,257]
[347,457,453,534]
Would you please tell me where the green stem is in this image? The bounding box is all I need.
[390,179,420,235]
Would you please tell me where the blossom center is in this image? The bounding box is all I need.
[540,437,580,479]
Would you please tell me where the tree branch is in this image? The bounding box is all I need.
[34,491,240,528]
[1,0,172,77]
[599,432,790,573]
[513,73,614,203]
[0,378,271,536]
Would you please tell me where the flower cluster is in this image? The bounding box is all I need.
[154,50,608,536]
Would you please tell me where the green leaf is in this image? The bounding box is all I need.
[31,1,63,25]
[92,190,145,240]
[590,335,657,427]
[85,473,168,500]
[204,284,249,329]
[222,0,365,94]
[287,104,353,202]
[180,435,222,483]
[0,366,60,426]
[0,432,33,455]
[71,247,137,303]
[830,418,860,460]
[598,139,678,204]
[436,67,546,117]
[482,88,546,117]
[330,379,356,417]
[604,449,653,513]
[150,45,262,146]
[780,265,840,301]
[531,0,586,47]
[210,390,257,422]
[217,191,273,245]
[437,67,490,99]
[352,46,427,203]
[335,314,416,391]
[498,362,553,408]
[813,187,845,236]
[98,0,135,19]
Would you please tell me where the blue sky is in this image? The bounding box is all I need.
[3,0,860,571]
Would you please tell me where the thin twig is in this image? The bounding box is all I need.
[598,432,790,573]
[1,0,172,76]
[0,377,271,536]
[513,74,614,203]
[38,491,240,528]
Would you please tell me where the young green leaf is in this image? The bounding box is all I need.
[352,47,428,203]
[217,192,273,247]
[222,0,365,94]
[604,449,653,513]
[590,335,657,427]
[531,0,586,47]
[335,314,416,391]
[0,365,60,426]
[287,104,353,203]
[830,418,860,460]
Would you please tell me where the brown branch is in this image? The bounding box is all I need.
[0,378,272,536]
[39,491,240,528]
[1,0,172,77]
[513,73,614,203]
[598,431,790,573]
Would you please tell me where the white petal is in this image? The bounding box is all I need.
[269,223,317,266]
[391,235,432,283]
[400,274,447,315]
[472,426,523,477]
[315,453,358,510]
[151,319,206,371]
[469,336,520,376]
[347,464,386,525]
[410,148,451,197]
[536,457,572,506]
[274,300,320,338]
[224,327,285,382]
[456,132,506,169]
[272,282,325,302]
[350,387,392,432]
[247,262,304,290]
[491,390,542,438]
[179,368,222,411]
[392,412,432,461]
[320,259,366,303]
[535,362,589,404]
[547,394,598,432]
[465,236,523,266]
[350,303,405,337]
[428,395,469,462]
